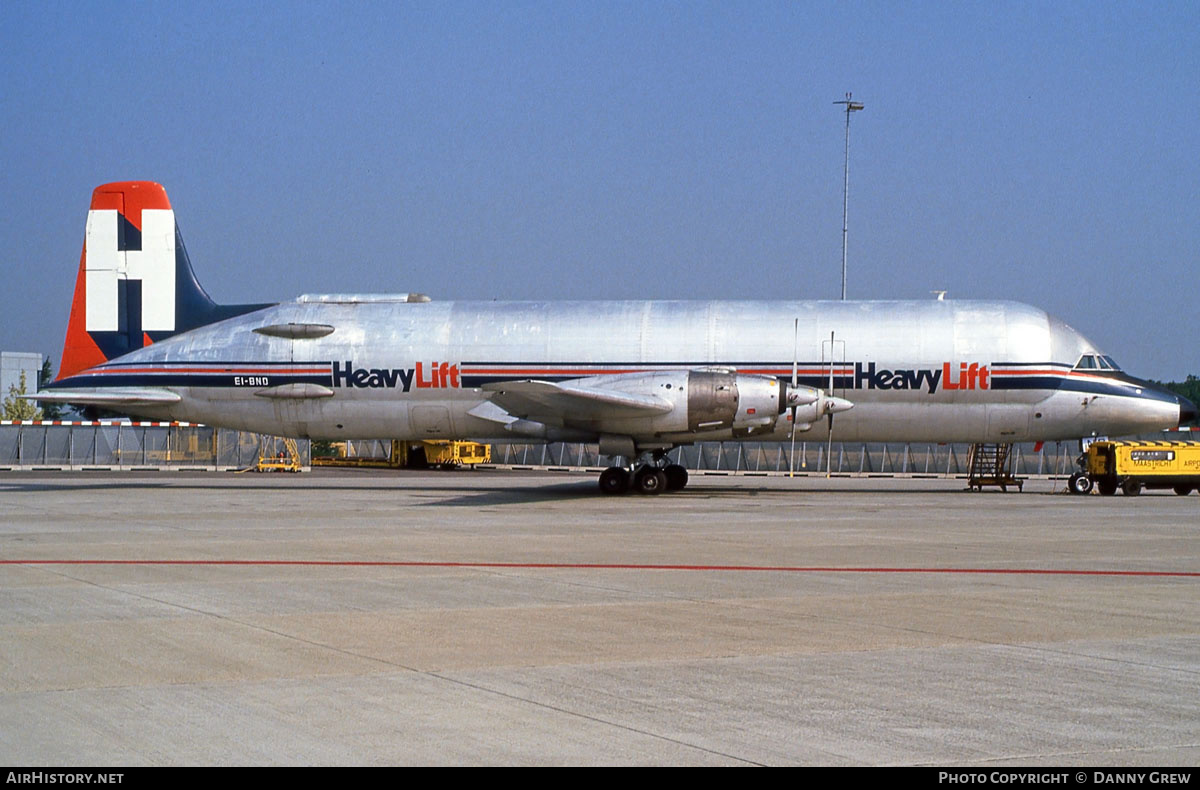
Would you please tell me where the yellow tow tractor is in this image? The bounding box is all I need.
[416,440,491,470]
[1069,440,1200,496]
[313,440,490,470]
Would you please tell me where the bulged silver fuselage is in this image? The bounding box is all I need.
[55,297,1185,444]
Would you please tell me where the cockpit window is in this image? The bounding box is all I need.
[1074,354,1122,372]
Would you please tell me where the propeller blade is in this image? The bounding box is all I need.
[826,410,835,477]
[788,416,797,477]
[826,331,836,477]
[790,318,798,478]
[821,393,853,477]
[792,319,799,389]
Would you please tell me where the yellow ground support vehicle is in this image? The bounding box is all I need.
[254,437,303,472]
[418,440,491,469]
[313,440,490,470]
[1071,441,1200,496]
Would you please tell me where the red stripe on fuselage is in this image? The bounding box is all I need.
[461,367,854,376]
[88,366,329,375]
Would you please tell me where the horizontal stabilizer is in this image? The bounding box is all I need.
[481,379,672,420]
[28,388,182,406]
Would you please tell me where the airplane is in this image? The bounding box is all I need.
[35,181,1196,494]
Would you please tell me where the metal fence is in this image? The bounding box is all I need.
[3,422,1190,476]
[484,433,1194,476]
[338,438,1114,477]
[484,440,1086,477]
[0,422,309,470]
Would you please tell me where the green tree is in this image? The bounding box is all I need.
[3,371,43,421]
[1154,375,1200,426]
[38,357,65,420]
[1169,375,1199,425]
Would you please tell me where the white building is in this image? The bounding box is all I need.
[2,351,43,401]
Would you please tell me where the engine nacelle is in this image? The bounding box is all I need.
[688,370,785,434]
[580,369,791,435]
[554,369,851,438]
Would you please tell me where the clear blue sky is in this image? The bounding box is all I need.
[2,1,1197,380]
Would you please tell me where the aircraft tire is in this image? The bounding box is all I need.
[1173,485,1193,496]
[633,467,667,495]
[1097,479,1118,496]
[599,467,631,495]
[1121,479,1143,496]
[663,464,689,491]
[1068,473,1093,495]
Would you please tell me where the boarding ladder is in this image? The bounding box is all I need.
[255,437,303,473]
[966,443,1023,492]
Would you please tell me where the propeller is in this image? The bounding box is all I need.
[825,338,835,473]
[826,331,837,477]
[789,319,799,477]
[785,321,853,478]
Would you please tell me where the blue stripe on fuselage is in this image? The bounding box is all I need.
[49,360,1177,405]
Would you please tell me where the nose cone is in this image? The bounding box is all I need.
[783,384,820,409]
[1180,394,1198,427]
[825,396,855,415]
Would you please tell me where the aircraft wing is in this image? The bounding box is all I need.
[480,379,671,420]
[29,388,182,406]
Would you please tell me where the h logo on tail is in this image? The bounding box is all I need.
[84,208,176,333]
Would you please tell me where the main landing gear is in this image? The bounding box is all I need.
[598,452,689,495]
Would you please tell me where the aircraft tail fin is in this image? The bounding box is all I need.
[59,181,270,381]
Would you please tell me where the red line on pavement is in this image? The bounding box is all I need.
[1,560,1196,577]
